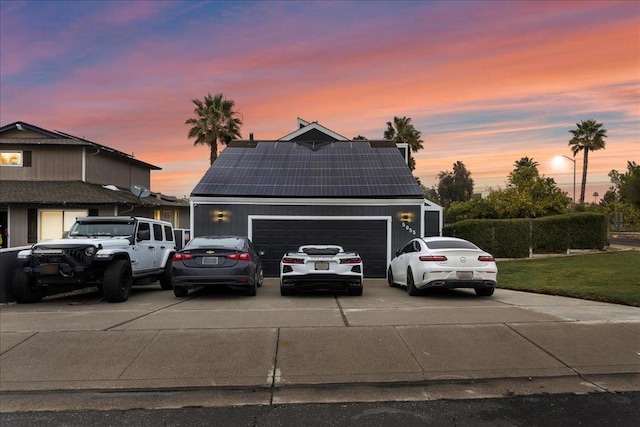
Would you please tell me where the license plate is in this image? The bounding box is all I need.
[41,264,58,275]
[457,271,473,280]
[202,257,219,265]
[315,262,329,270]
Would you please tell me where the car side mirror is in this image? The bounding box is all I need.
[395,250,401,257]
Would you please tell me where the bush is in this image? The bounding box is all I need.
[443,213,607,258]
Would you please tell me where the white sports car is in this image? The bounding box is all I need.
[280,245,363,296]
[388,237,497,296]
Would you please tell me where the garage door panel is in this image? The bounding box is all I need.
[253,219,387,278]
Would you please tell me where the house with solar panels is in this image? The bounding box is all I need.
[189,118,442,278]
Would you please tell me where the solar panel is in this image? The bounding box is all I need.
[190,140,424,198]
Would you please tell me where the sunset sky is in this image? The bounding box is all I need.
[1,0,638,202]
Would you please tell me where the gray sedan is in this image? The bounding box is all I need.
[172,236,263,297]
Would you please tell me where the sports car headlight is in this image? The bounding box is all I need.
[85,246,96,257]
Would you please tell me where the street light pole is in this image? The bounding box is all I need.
[559,155,576,204]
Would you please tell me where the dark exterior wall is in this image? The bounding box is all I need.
[289,128,339,142]
[424,210,441,237]
[192,202,427,256]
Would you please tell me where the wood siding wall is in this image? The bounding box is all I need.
[86,154,150,188]
[1,144,151,187]
[1,145,83,181]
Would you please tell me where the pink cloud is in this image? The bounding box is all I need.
[2,0,638,200]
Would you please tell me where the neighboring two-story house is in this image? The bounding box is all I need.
[0,121,189,248]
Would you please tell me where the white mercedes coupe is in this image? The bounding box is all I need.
[388,237,497,296]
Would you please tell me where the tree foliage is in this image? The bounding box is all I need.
[185,93,243,165]
[444,158,570,223]
[383,116,423,171]
[436,161,474,207]
[608,161,640,209]
[594,161,640,230]
[568,119,607,204]
[508,156,540,189]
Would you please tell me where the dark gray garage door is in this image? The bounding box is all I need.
[252,219,387,278]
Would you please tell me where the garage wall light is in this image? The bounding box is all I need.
[400,212,412,223]
[212,210,229,222]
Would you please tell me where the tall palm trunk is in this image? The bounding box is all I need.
[209,131,219,165]
[580,150,589,204]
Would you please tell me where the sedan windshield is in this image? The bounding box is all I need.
[425,240,478,250]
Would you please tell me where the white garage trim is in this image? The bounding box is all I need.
[248,215,393,268]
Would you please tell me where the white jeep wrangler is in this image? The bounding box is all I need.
[12,216,176,303]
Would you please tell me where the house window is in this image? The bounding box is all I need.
[39,209,87,241]
[1,151,23,166]
[0,150,31,167]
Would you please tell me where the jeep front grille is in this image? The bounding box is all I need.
[34,248,93,266]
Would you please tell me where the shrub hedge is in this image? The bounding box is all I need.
[442,212,607,258]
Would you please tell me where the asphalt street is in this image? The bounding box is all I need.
[1,392,639,426]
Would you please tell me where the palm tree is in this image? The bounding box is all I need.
[568,119,607,204]
[185,93,243,165]
[383,116,423,170]
[513,157,539,170]
[509,157,540,189]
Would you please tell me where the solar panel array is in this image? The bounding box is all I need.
[191,141,424,198]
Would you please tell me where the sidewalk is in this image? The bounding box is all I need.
[1,280,639,411]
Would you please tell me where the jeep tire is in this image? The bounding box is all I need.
[11,266,45,303]
[159,258,173,290]
[103,259,133,303]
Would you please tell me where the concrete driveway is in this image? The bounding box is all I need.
[1,279,638,411]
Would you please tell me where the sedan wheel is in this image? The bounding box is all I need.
[387,266,399,288]
[173,285,188,297]
[256,268,264,288]
[245,279,257,296]
[475,287,495,297]
[406,268,420,296]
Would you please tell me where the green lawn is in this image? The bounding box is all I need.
[496,251,640,307]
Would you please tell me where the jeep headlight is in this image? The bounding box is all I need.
[85,246,96,257]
